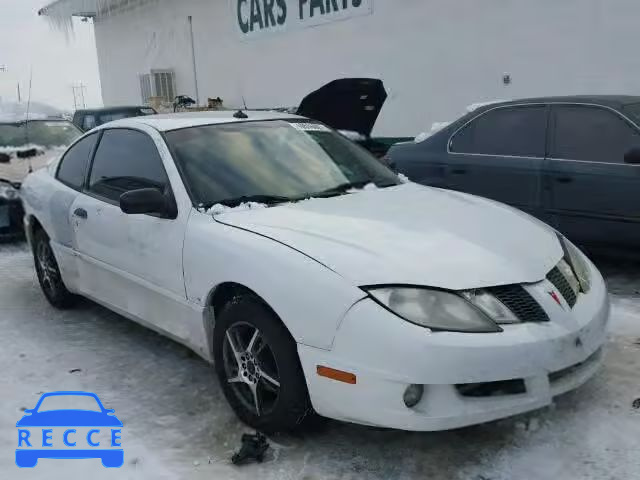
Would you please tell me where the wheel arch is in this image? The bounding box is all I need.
[203,281,294,361]
[25,214,45,250]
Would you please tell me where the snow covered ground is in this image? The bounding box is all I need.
[1,242,638,479]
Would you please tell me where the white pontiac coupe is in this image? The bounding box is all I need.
[20,111,609,433]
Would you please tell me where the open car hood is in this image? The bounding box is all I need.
[296,78,387,138]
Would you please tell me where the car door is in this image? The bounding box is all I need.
[70,127,193,340]
[544,104,640,250]
[446,104,548,219]
[49,132,100,291]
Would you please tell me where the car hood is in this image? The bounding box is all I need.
[0,146,64,184]
[214,183,563,290]
[296,78,387,137]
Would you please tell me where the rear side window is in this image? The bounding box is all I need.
[551,105,640,163]
[450,106,547,157]
[56,133,98,190]
[88,129,170,203]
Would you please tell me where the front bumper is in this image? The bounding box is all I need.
[298,259,609,431]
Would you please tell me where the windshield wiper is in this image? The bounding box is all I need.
[204,194,292,209]
[308,179,398,199]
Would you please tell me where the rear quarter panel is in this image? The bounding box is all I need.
[389,129,453,187]
[21,168,81,291]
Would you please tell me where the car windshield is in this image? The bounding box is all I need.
[0,120,82,148]
[164,120,400,208]
[37,395,102,412]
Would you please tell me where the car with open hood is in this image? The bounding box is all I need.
[19,111,609,432]
[296,78,412,158]
[0,117,82,240]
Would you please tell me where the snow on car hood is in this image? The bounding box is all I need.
[213,183,563,290]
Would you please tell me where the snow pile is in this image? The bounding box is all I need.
[206,202,267,216]
[338,130,367,142]
[466,100,504,113]
[347,183,378,193]
[397,173,410,183]
[0,100,63,121]
[0,144,65,154]
[414,121,452,143]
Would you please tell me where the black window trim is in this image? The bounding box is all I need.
[447,101,640,165]
[447,102,549,159]
[547,103,640,166]
[83,126,178,219]
[55,131,101,192]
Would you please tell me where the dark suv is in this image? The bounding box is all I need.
[72,106,156,132]
[388,95,640,255]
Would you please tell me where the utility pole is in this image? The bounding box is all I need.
[71,82,87,109]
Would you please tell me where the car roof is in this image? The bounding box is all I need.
[479,95,640,110]
[99,110,306,132]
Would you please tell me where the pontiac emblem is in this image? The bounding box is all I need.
[549,290,563,308]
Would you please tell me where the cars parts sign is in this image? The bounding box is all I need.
[233,0,373,39]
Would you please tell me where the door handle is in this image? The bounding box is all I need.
[555,177,573,183]
[73,208,88,219]
[451,168,467,174]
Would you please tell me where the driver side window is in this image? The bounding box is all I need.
[88,129,171,203]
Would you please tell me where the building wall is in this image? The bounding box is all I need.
[94,0,640,136]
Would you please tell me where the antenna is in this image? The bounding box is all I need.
[24,68,34,174]
[242,95,248,110]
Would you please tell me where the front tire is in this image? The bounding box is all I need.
[213,295,312,433]
[33,229,77,309]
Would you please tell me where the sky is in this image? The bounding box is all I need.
[0,0,102,113]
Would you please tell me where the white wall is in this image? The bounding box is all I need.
[94,0,640,136]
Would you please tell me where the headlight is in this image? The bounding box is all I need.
[0,183,19,201]
[366,287,502,333]
[558,236,591,293]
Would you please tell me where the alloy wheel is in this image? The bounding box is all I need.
[36,240,60,298]
[222,322,281,416]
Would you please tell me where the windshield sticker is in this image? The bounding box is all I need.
[289,122,330,132]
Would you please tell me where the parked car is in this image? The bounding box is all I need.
[72,106,156,132]
[296,78,413,157]
[0,118,82,240]
[21,111,608,433]
[388,95,640,256]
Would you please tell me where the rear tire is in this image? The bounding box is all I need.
[213,295,312,433]
[33,229,77,309]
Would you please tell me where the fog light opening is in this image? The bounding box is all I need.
[403,384,424,408]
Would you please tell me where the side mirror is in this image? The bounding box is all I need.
[120,188,169,215]
[624,147,640,164]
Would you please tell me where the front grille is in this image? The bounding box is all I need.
[486,284,549,323]
[456,379,526,397]
[546,266,577,308]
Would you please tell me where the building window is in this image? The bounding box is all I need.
[139,69,176,104]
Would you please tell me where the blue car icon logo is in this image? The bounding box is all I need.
[16,391,123,468]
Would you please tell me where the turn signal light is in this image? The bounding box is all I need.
[316,366,357,384]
